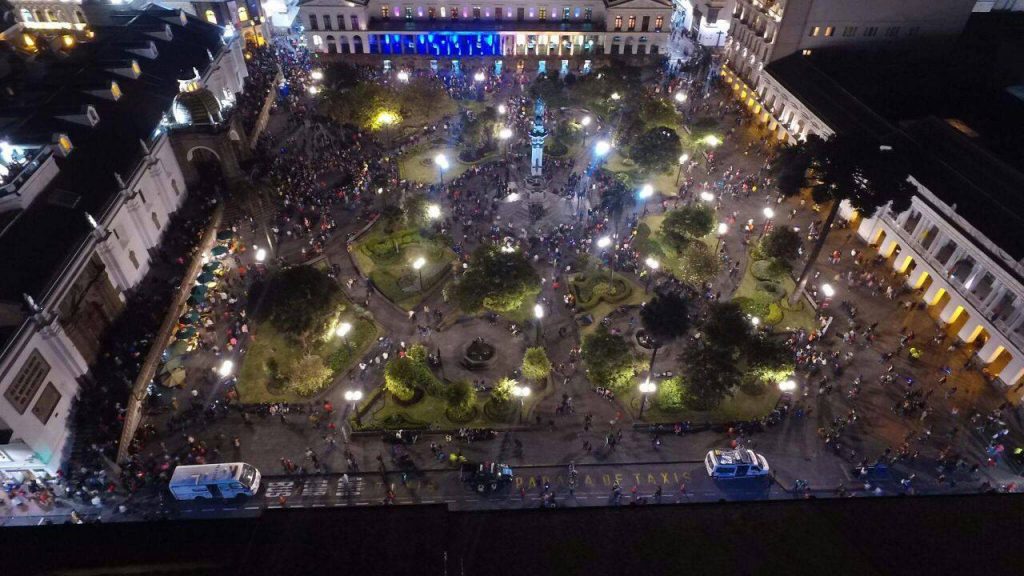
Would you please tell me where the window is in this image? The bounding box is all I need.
[309,14,318,30]
[538,8,546,20]
[654,16,662,32]
[473,6,481,19]
[337,15,344,29]
[707,7,720,20]
[238,6,249,21]
[451,6,458,19]
[842,26,857,37]
[627,15,636,31]
[32,383,61,424]
[495,7,502,20]
[801,49,812,56]
[20,8,34,22]
[562,7,570,21]
[641,15,649,31]
[75,10,85,23]
[381,5,389,18]
[885,26,900,37]
[584,8,592,21]
[351,15,359,29]
[864,27,877,37]
[129,250,140,269]
[440,7,446,17]
[429,7,436,19]
[809,26,819,37]
[172,180,180,196]
[614,16,622,31]
[323,14,331,30]
[405,6,413,19]
[824,26,833,37]
[206,9,218,24]
[152,211,161,230]
[5,351,49,415]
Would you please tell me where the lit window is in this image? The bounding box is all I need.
[313,34,323,46]
[810,26,819,37]
[440,6,446,18]
[655,16,663,32]
[842,26,857,37]
[20,8,33,22]
[614,15,622,31]
[381,5,389,18]
[238,6,249,21]
[627,15,636,31]
[206,9,217,24]
[538,8,546,20]
[824,26,833,37]
[801,49,812,56]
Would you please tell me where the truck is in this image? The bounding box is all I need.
[704,449,770,479]
[169,462,261,501]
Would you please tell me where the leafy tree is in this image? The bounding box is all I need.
[703,301,751,352]
[384,356,420,401]
[745,334,794,384]
[453,246,540,313]
[324,62,362,90]
[287,355,334,397]
[321,83,396,130]
[529,72,569,108]
[637,95,682,131]
[522,347,553,384]
[773,134,914,303]
[678,242,719,286]
[654,376,686,411]
[629,127,682,174]
[491,377,516,404]
[396,77,455,123]
[582,327,636,391]
[445,380,476,417]
[600,178,631,223]
[639,291,690,375]
[399,192,427,228]
[258,266,339,347]
[407,343,429,364]
[759,227,802,262]
[661,205,715,251]
[680,342,740,411]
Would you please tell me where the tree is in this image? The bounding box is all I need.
[599,178,631,226]
[445,380,476,418]
[581,327,636,391]
[287,355,334,397]
[491,377,516,404]
[636,95,682,130]
[774,134,915,303]
[654,376,686,411]
[522,347,553,384]
[453,246,540,313]
[745,334,794,385]
[529,72,569,108]
[678,242,719,286]
[661,205,715,251]
[629,127,683,174]
[703,301,752,352]
[640,291,690,375]
[324,62,362,90]
[680,342,741,411]
[397,77,455,124]
[759,227,802,262]
[384,356,420,401]
[258,266,339,347]
[399,192,427,228]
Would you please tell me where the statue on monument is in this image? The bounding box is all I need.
[529,98,548,178]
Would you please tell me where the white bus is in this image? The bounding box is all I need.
[169,463,261,500]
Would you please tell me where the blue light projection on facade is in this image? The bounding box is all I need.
[370,32,502,56]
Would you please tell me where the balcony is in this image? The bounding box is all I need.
[366,18,605,34]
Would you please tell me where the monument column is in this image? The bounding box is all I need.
[530,98,547,178]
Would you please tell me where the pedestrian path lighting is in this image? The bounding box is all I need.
[434,153,449,185]
[674,92,687,103]
[474,71,485,82]
[639,184,654,214]
[597,236,612,249]
[594,139,611,158]
[676,153,690,185]
[533,303,545,345]
[512,384,531,423]
[498,104,507,115]
[426,204,442,220]
[644,257,659,293]
[610,92,621,101]
[821,283,835,298]
[778,379,797,392]
[255,247,267,263]
[311,69,324,81]
[751,317,761,327]
[700,191,715,203]
[396,70,409,82]
[344,389,363,404]
[715,222,728,252]
[307,84,319,95]
[702,134,722,147]
[412,257,427,291]
[336,321,352,344]
[581,115,592,146]
[217,359,234,378]
[638,379,657,420]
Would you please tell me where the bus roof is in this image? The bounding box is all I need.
[169,463,243,486]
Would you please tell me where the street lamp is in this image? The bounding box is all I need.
[594,139,611,159]
[778,379,797,392]
[674,91,687,103]
[426,204,441,221]
[512,384,531,423]
[474,71,485,82]
[760,206,775,238]
[434,153,449,185]
[255,247,267,263]
[499,127,513,141]
[498,104,507,115]
[311,69,324,81]
[676,153,690,185]
[751,316,761,327]
[700,191,715,203]
[344,389,363,427]
[581,115,591,146]
[217,359,234,378]
[412,257,427,291]
[307,85,319,95]
[396,70,409,82]
[639,183,654,215]
[644,257,659,293]
[533,303,544,345]
[336,321,353,346]
[597,236,613,281]
[638,379,656,420]
[821,283,835,298]
[610,92,621,101]
[715,222,728,252]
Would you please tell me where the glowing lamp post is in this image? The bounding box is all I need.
[533,303,545,345]
[397,70,409,82]
[700,191,715,203]
[778,379,797,392]
[255,247,267,263]
[498,104,507,115]
[344,389,364,427]
[434,153,449,186]
[676,153,690,185]
[336,321,352,346]
[512,384,531,423]
[674,91,688,103]
[412,257,427,292]
[644,257,659,293]
[597,236,613,281]
[639,183,654,215]
[760,206,775,238]
[474,71,485,82]
[581,115,591,146]
[638,379,657,420]
[217,359,234,378]
[426,203,442,221]
[715,222,728,253]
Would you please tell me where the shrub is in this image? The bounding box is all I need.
[733,296,769,319]
[491,377,516,404]
[678,242,719,286]
[384,357,420,401]
[287,355,334,397]
[765,303,784,325]
[445,380,477,420]
[750,259,787,281]
[522,347,553,384]
[756,281,786,301]
[654,376,686,412]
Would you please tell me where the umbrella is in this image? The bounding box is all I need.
[175,327,197,340]
[197,272,216,284]
[211,245,229,257]
[190,285,208,298]
[179,310,200,325]
[203,261,222,273]
[216,230,235,241]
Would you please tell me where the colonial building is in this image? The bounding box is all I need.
[0,5,249,475]
[731,50,1024,400]
[677,0,731,47]
[725,0,978,86]
[297,0,673,70]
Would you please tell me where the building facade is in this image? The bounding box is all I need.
[677,0,731,47]
[725,0,977,85]
[0,6,248,476]
[297,0,673,67]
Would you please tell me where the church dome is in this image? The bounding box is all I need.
[171,67,222,126]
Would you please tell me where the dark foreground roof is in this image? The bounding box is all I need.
[4,494,1023,576]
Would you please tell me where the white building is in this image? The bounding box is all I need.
[296,0,674,69]
[725,0,978,86]
[676,0,731,47]
[741,53,1024,400]
[0,6,248,475]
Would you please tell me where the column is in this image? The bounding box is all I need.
[977,337,1004,363]
[983,285,1007,313]
[999,355,1024,388]
[945,247,966,269]
[928,231,948,256]
[958,320,982,343]
[880,237,899,258]
[906,266,929,289]
[939,297,962,323]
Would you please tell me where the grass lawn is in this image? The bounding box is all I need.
[603,152,690,198]
[350,225,457,310]
[362,386,544,429]
[573,271,649,336]
[732,259,818,333]
[236,313,378,404]
[636,214,718,280]
[621,385,782,424]
[398,139,471,184]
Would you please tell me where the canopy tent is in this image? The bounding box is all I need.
[175,326,197,340]
[190,285,208,298]
[196,272,217,285]
[216,230,235,241]
[178,310,201,325]
[211,245,229,257]
[202,261,222,273]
